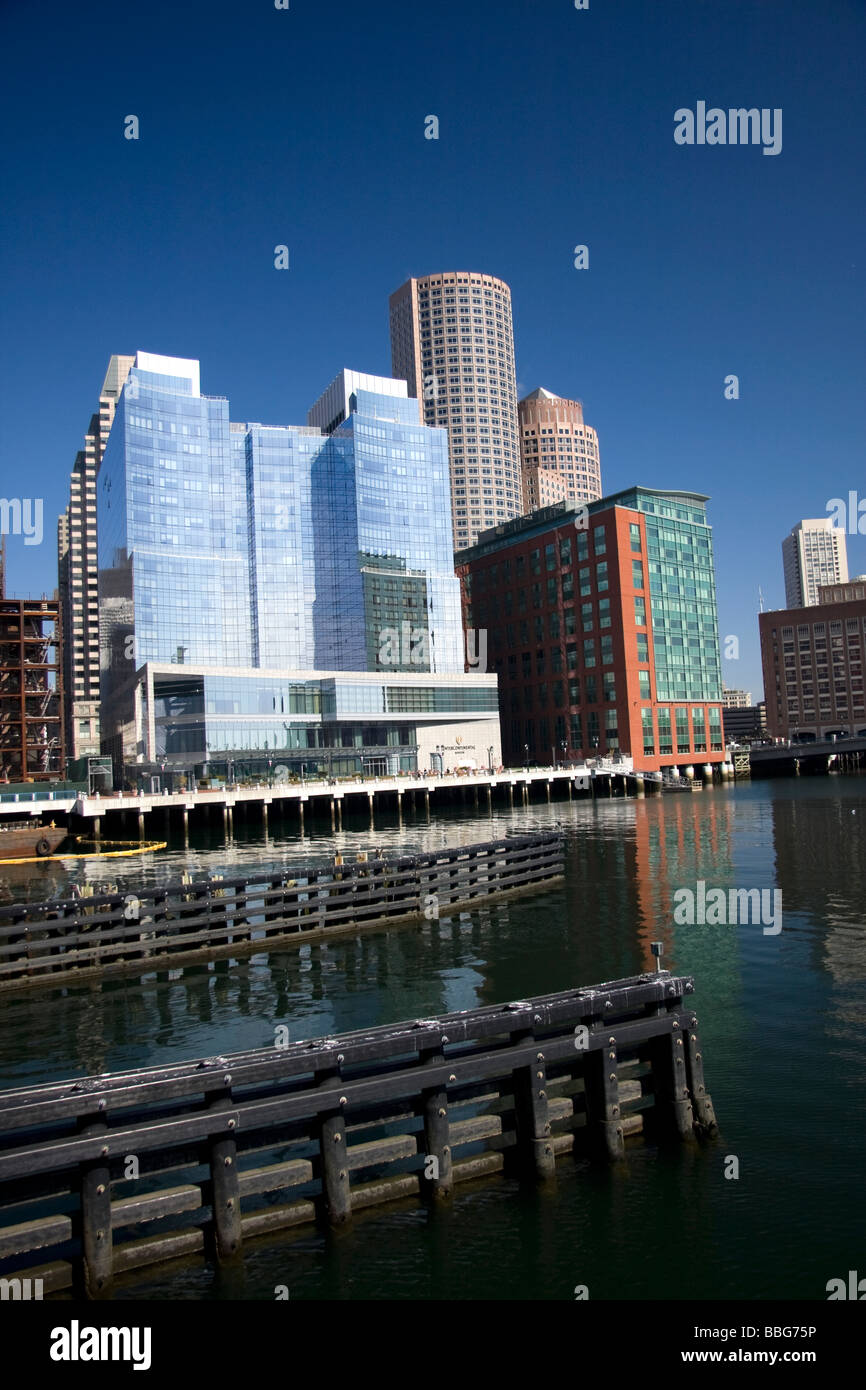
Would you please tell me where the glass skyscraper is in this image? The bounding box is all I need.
[98,354,495,778]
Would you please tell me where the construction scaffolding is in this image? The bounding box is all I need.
[0,598,65,782]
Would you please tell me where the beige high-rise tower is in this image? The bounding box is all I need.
[518,387,602,512]
[389,272,522,551]
[57,354,134,760]
[782,518,849,608]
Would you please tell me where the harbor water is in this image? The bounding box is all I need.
[1,776,863,1301]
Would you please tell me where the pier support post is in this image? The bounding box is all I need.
[683,1014,717,1135]
[567,780,572,801]
[473,786,479,808]
[262,802,268,833]
[78,1115,113,1297]
[546,780,551,804]
[336,799,342,830]
[397,790,403,823]
[93,816,101,840]
[486,784,492,811]
[318,1067,352,1225]
[420,1046,453,1201]
[424,787,430,819]
[508,784,514,808]
[330,798,336,833]
[368,793,375,829]
[299,801,305,834]
[583,1040,626,1161]
[649,1023,694,1140]
[513,1032,555,1180]
[226,806,233,837]
[207,1087,243,1262]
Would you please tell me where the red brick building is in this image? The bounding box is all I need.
[759,582,866,740]
[455,491,726,775]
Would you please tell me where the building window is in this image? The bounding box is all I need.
[632,560,644,590]
[675,706,690,752]
[657,705,672,754]
[692,706,706,752]
[642,708,655,755]
[605,708,619,749]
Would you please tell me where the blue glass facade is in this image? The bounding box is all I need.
[99,368,251,676]
[149,671,496,773]
[98,356,474,770]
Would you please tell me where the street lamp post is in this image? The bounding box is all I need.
[524,743,529,770]
[487,745,494,773]
[561,740,567,768]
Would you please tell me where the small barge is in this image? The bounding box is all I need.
[0,820,67,860]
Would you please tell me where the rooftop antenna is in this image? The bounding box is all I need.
[758,586,764,613]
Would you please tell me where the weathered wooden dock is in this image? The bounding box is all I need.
[0,971,716,1297]
[0,832,564,993]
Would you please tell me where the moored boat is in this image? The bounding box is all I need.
[0,820,68,859]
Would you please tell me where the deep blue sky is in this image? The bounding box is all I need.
[2,0,864,698]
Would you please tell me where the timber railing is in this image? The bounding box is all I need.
[0,832,564,992]
[0,971,716,1297]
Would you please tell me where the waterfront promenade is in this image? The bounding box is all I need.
[0,757,685,838]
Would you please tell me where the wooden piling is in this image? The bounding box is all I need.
[318,1066,352,1225]
[683,1015,718,1135]
[79,1113,113,1297]
[513,1030,555,1180]
[420,1044,453,1200]
[649,1025,694,1139]
[207,1085,243,1261]
[583,1040,625,1160]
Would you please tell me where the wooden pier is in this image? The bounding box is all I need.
[0,832,564,994]
[0,971,716,1297]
